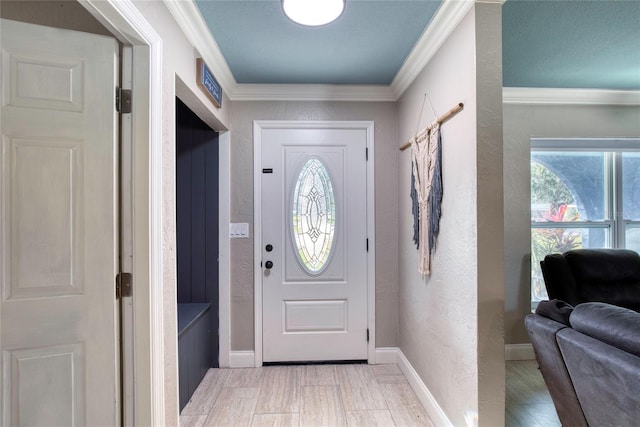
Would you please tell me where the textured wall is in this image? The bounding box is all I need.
[397,4,504,426]
[475,4,505,425]
[131,2,232,425]
[228,101,399,351]
[504,103,640,345]
[0,1,112,35]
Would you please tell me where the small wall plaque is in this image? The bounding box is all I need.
[196,58,222,108]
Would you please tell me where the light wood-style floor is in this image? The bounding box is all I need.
[180,364,434,427]
[181,360,561,427]
[506,360,560,427]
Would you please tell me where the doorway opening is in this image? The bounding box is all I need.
[175,97,220,410]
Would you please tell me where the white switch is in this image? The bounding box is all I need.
[229,223,249,239]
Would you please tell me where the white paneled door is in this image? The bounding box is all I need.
[259,123,369,362]
[1,19,119,425]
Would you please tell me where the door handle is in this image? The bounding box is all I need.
[265,260,274,269]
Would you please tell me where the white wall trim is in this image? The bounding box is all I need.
[218,131,231,368]
[390,0,474,99]
[396,350,453,427]
[253,121,376,367]
[164,0,475,102]
[163,0,236,96]
[79,0,164,425]
[146,38,166,427]
[376,348,456,425]
[365,122,377,365]
[165,0,640,106]
[503,87,640,106]
[505,344,535,361]
[231,84,395,102]
[253,121,264,367]
[229,351,257,368]
[374,347,400,365]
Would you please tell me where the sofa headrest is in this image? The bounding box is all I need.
[565,249,640,284]
[540,254,580,303]
[562,249,640,309]
[570,302,640,358]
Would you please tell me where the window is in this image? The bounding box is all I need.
[291,157,336,274]
[530,139,640,308]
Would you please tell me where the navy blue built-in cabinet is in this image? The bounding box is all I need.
[176,98,219,411]
[178,303,211,410]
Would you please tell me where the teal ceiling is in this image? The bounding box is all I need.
[503,0,640,90]
[194,0,640,90]
[195,0,442,85]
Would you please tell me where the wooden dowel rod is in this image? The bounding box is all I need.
[399,102,464,151]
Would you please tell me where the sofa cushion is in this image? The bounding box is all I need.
[570,302,640,358]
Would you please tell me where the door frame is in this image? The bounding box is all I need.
[253,120,376,367]
[78,1,164,425]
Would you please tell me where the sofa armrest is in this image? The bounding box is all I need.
[535,299,573,325]
[557,328,640,426]
[525,314,587,427]
[569,302,640,357]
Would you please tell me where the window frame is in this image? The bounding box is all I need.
[530,138,640,310]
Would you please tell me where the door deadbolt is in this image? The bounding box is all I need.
[265,260,274,269]
[266,244,273,252]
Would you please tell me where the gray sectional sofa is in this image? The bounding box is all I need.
[525,300,640,426]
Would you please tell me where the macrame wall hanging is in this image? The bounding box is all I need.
[400,95,463,275]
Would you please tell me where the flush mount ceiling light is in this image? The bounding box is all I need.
[282,0,345,26]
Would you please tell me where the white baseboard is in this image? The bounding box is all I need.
[229,351,256,368]
[505,344,535,361]
[396,351,453,427]
[376,348,452,426]
[374,347,400,365]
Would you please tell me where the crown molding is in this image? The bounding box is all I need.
[165,0,475,102]
[163,0,237,95]
[164,0,396,102]
[391,0,474,99]
[231,84,396,102]
[161,2,640,105]
[503,87,640,106]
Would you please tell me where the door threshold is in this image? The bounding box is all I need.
[263,359,367,366]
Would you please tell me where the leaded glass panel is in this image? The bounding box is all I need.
[291,158,336,274]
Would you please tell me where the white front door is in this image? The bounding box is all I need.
[258,122,370,362]
[1,19,120,425]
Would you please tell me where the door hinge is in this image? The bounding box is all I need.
[367,329,370,342]
[116,272,133,299]
[366,147,369,161]
[116,87,132,114]
[366,238,369,252]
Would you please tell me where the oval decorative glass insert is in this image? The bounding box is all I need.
[291,158,336,274]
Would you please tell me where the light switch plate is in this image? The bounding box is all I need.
[229,223,249,239]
